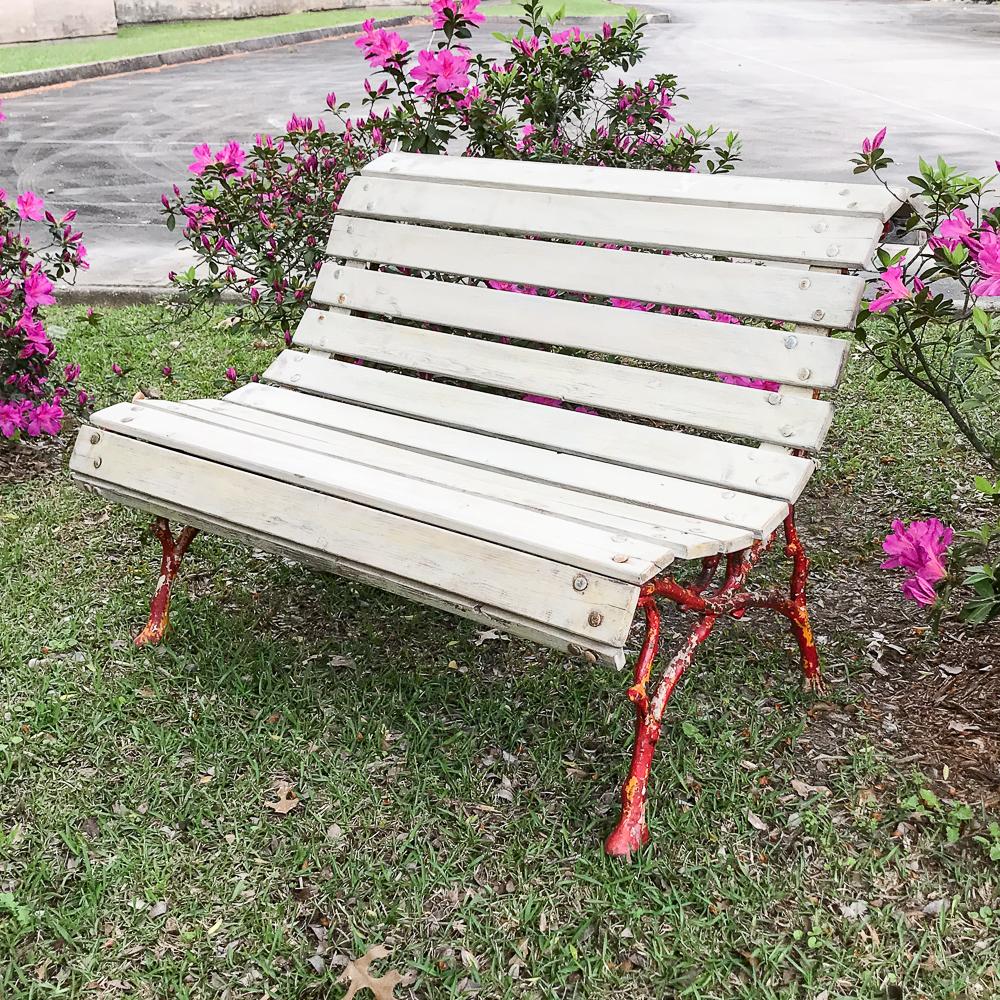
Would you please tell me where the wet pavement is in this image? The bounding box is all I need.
[1,0,997,291]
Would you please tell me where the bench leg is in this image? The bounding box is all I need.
[780,512,822,692]
[135,517,199,647]
[604,598,719,857]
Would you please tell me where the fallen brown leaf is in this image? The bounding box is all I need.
[340,944,404,1000]
[264,781,300,816]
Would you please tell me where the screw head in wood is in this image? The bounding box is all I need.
[337,293,347,305]
[784,334,798,349]
[798,367,812,380]
[588,611,604,627]
[767,394,782,406]
[812,309,825,321]
[90,432,100,444]
[573,574,589,592]
[798,278,810,290]
[93,457,102,468]
[612,553,629,564]
[780,426,794,438]
[826,244,841,258]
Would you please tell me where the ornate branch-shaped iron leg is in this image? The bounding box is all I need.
[135,517,199,647]
[780,512,822,691]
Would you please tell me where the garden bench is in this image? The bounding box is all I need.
[70,152,904,856]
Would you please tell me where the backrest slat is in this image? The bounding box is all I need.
[292,310,833,450]
[312,263,849,389]
[340,176,883,269]
[364,152,906,220]
[327,216,865,330]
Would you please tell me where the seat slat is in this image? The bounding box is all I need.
[179,395,755,555]
[261,353,792,534]
[90,402,675,584]
[364,151,908,221]
[312,264,850,389]
[328,217,865,330]
[292,310,833,450]
[70,429,638,653]
[340,176,883,269]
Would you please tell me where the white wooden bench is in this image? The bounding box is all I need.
[70,152,903,856]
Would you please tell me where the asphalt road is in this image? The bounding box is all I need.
[2,0,998,290]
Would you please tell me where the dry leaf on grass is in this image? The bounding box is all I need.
[746,810,769,832]
[264,780,300,815]
[340,945,403,1000]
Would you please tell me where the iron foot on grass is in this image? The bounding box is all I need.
[605,509,824,857]
[135,517,198,647]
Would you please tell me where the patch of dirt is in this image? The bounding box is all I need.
[800,489,1000,807]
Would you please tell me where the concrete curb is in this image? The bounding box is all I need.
[0,9,669,95]
[0,14,420,95]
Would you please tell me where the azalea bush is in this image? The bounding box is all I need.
[163,0,741,344]
[1,106,90,442]
[853,133,999,473]
[856,133,1000,619]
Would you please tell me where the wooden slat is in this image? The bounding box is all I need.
[293,310,833,450]
[175,395,755,555]
[340,176,883,269]
[312,264,850,389]
[90,402,674,584]
[364,151,908,221]
[261,353,792,534]
[327,217,865,330]
[70,429,638,654]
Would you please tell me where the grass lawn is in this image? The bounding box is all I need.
[0,9,418,76]
[1,305,998,998]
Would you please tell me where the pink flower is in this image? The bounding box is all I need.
[410,49,470,97]
[512,35,540,57]
[868,265,923,313]
[64,363,81,382]
[162,365,173,378]
[861,127,887,155]
[550,26,584,51]
[971,228,1000,297]
[0,402,23,438]
[225,366,238,383]
[354,19,410,68]
[515,123,535,153]
[215,141,246,178]
[717,373,782,392]
[22,265,55,308]
[22,400,63,437]
[522,393,563,407]
[189,143,213,174]
[430,0,485,28]
[0,101,5,123]
[326,91,338,110]
[111,363,123,376]
[78,389,90,406]
[881,518,953,606]
[16,191,45,221]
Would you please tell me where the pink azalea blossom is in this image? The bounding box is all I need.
[16,191,45,221]
[971,228,1000,297]
[881,517,953,606]
[717,373,782,392]
[0,101,5,123]
[64,363,81,382]
[162,365,173,377]
[225,366,238,383]
[861,127,887,155]
[512,35,540,57]
[410,49,470,97]
[215,141,246,178]
[111,363,123,376]
[354,19,410,68]
[522,393,563,407]
[189,143,213,174]
[868,265,923,313]
[930,209,975,250]
[0,402,22,438]
[21,400,63,437]
[430,0,485,28]
[22,265,55,308]
[550,26,584,51]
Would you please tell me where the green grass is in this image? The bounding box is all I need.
[0,9,418,76]
[1,306,997,998]
[482,0,628,18]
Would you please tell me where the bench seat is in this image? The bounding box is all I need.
[72,380,804,668]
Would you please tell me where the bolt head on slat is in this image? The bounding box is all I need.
[798,279,811,291]
[812,309,825,321]
[767,394,782,406]
[93,457,102,468]
[588,611,604,627]
[826,245,840,258]
[573,574,589,592]
[798,367,813,381]
[784,334,798,349]
[90,432,100,444]
[612,553,629,563]
[780,426,795,438]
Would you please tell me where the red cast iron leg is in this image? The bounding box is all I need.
[135,518,199,647]
[604,601,718,858]
[780,511,823,692]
